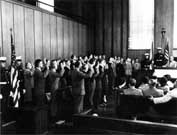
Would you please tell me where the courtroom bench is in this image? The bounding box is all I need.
[116,93,177,124]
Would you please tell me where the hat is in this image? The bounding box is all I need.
[144,53,149,56]
[0,57,7,62]
[161,28,166,33]
[156,47,162,50]
[16,56,22,61]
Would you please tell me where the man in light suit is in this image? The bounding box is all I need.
[71,61,92,114]
[152,88,177,104]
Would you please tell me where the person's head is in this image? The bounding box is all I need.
[157,48,162,53]
[75,60,81,68]
[0,57,7,68]
[159,77,167,87]
[170,56,174,62]
[149,79,157,88]
[144,53,149,59]
[135,58,139,63]
[161,28,166,37]
[15,56,22,68]
[129,78,136,87]
[50,60,57,69]
[141,76,149,84]
[164,74,171,81]
[35,59,43,68]
[25,62,32,70]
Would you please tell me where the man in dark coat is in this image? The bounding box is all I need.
[71,61,92,114]
[154,47,166,68]
[0,57,10,122]
[33,59,49,106]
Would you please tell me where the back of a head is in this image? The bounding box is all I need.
[35,59,42,68]
[159,77,167,87]
[141,76,149,84]
[75,60,80,68]
[164,74,171,81]
[129,78,136,87]
[149,79,156,87]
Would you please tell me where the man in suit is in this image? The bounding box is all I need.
[123,78,143,96]
[33,59,49,106]
[143,79,164,97]
[71,61,92,114]
[152,80,177,104]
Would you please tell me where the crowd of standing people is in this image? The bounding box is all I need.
[1,53,177,124]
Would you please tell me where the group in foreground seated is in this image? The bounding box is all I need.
[119,75,177,104]
[0,53,177,124]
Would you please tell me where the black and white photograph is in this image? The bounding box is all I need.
[0,0,177,134]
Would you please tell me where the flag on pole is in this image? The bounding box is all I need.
[164,44,169,64]
[150,41,154,60]
[9,28,21,108]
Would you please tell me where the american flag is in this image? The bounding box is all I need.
[9,28,21,108]
[164,44,169,64]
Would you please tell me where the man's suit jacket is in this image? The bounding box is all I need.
[33,68,48,96]
[71,69,91,96]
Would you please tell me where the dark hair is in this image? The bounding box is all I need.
[75,61,80,68]
[50,60,56,69]
[164,74,171,81]
[35,59,42,68]
[141,76,149,84]
[149,79,156,87]
[129,78,136,86]
[159,77,167,87]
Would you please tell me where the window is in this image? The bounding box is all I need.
[38,0,54,12]
[129,0,154,49]
[174,0,177,49]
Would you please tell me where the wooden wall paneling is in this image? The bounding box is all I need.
[69,20,74,57]
[73,22,78,55]
[78,23,82,56]
[155,0,174,55]
[82,25,87,55]
[34,11,43,59]
[113,0,121,56]
[0,1,2,56]
[122,0,128,58]
[95,2,103,55]
[14,4,25,63]
[57,17,63,58]
[63,18,69,58]
[50,15,57,59]
[42,13,50,59]
[104,0,112,57]
[1,1,13,64]
[24,7,34,63]
[67,20,71,58]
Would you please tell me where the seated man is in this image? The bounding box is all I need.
[143,79,164,97]
[139,76,150,91]
[157,77,170,94]
[123,78,143,96]
[152,80,177,104]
